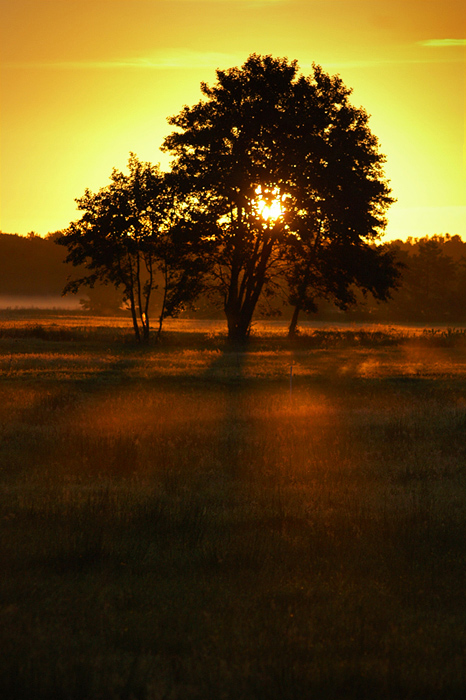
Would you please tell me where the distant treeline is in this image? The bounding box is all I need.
[0,232,122,314]
[0,232,67,296]
[349,234,466,323]
[1,231,465,322]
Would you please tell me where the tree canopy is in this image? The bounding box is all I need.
[56,154,206,341]
[162,53,400,340]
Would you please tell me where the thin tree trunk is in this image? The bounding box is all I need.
[128,292,141,342]
[141,255,154,344]
[288,303,301,337]
[288,256,316,338]
[156,261,169,341]
[135,250,148,342]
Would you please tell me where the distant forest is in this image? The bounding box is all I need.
[1,231,466,323]
[0,232,122,314]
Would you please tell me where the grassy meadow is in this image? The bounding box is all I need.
[1,314,466,699]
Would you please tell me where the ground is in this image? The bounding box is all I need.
[1,315,466,699]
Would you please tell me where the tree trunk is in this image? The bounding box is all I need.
[156,262,169,341]
[225,234,275,342]
[141,315,150,343]
[142,261,154,344]
[129,297,141,342]
[135,251,150,343]
[288,303,301,337]
[225,282,262,342]
[124,255,141,342]
[288,259,315,338]
[226,308,253,343]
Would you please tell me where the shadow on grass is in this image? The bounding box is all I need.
[3,330,466,698]
[201,344,249,480]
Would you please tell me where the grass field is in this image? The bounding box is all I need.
[1,315,466,699]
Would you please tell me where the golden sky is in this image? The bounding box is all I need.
[1,0,465,240]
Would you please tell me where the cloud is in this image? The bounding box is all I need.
[135,50,244,69]
[4,50,245,71]
[6,42,465,73]
[167,0,287,2]
[419,39,466,47]
[302,56,464,70]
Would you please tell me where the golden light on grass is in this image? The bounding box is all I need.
[3,317,466,696]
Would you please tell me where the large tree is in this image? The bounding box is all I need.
[57,154,205,342]
[163,54,399,340]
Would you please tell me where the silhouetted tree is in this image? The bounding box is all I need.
[286,240,400,335]
[56,154,205,341]
[0,232,69,296]
[163,54,399,341]
[385,236,460,322]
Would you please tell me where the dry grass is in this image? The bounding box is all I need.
[1,316,466,698]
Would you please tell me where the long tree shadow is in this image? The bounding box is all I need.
[201,345,250,481]
[0,354,143,480]
[1,339,260,485]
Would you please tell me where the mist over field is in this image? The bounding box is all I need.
[0,295,81,310]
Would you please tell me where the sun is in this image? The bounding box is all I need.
[253,185,286,222]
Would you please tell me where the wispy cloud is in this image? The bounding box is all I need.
[6,42,465,73]
[302,56,465,70]
[4,50,245,71]
[165,0,287,2]
[419,39,466,47]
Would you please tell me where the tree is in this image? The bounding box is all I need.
[385,236,459,322]
[0,232,69,296]
[56,154,205,342]
[282,63,400,334]
[78,283,124,315]
[162,54,399,341]
[286,239,400,334]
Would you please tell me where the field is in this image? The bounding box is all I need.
[1,314,466,699]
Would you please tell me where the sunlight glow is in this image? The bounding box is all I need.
[253,185,286,222]
[1,0,464,240]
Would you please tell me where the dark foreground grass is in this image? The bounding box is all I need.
[1,319,466,698]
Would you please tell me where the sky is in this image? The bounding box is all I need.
[0,0,465,241]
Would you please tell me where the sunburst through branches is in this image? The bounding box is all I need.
[253,185,286,223]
